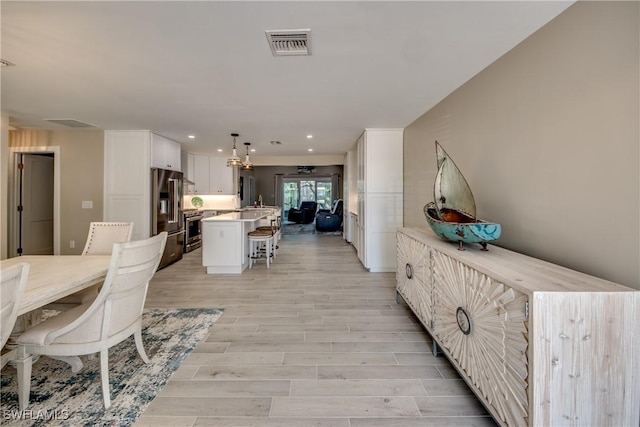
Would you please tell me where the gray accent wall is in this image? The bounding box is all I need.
[249,165,343,207]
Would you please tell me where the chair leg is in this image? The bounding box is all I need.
[134,328,150,363]
[99,349,111,409]
[16,348,32,411]
[266,237,271,269]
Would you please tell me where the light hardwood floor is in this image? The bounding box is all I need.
[135,234,497,427]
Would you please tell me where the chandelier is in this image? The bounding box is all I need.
[242,142,254,170]
[226,133,242,168]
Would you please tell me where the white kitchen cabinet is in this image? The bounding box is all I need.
[151,133,181,171]
[104,130,183,241]
[193,154,211,194]
[181,151,195,194]
[183,154,235,195]
[396,227,640,427]
[103,131,152,241]
[209,156,235,194]
[356,128,403,272]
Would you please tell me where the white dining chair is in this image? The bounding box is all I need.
[15,232,167,410]
[1,263,30,368]
[82,222,134,256]
[46,222,134,310]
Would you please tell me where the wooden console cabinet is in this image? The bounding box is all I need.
[396,227,639,427]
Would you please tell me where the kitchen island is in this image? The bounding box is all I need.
[201,208,276,274]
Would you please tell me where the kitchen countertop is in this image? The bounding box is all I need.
[203,210,273,222]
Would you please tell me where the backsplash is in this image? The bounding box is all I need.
[183,195,239,210]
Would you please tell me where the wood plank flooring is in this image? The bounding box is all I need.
[135,234,496,427]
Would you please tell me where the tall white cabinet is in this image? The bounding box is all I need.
[356,128,403,272]
[104,130,181,241]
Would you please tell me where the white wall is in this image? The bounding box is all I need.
[404,2,639,289]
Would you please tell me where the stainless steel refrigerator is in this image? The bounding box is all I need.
[151,168,184,269]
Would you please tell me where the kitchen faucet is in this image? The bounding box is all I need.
[258,194,263,208]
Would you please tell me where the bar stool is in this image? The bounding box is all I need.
[248,227,275,269]
[256,215,281,259]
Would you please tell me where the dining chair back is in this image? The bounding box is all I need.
[1,263,30,350]
[82,222,134,255]
[46,222,134,310]
[15,232,167,410]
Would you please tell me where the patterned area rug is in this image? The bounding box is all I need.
[0,308,223,426]
[281,221,343,236]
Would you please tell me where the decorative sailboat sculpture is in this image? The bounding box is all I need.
[424,141,501,250]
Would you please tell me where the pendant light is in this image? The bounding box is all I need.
[242,142,254,170]
[226,133,242,168]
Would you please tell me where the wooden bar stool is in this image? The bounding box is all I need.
[248,227,274,268]
[255,215,281,259]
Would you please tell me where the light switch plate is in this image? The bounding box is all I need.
[82,200,93,209]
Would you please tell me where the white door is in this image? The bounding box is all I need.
[21,153,54,255]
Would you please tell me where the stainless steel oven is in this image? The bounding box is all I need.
[184,210,203,252]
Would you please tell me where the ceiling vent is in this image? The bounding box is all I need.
[0,59,15,67]
[270,140,282,145]
[265,30,311,56]
[44,119,97,128]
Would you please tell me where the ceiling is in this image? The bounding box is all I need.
[1,1,573,160]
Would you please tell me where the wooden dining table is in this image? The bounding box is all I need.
[1,255,112,315]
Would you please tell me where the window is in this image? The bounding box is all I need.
[283,177,333,216]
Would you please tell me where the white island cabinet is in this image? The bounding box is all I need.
[202,209,274,274]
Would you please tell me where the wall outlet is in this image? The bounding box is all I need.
[70,240,75,249]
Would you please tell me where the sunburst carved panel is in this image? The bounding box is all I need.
[432,250,529,427]
[396,233,432,328]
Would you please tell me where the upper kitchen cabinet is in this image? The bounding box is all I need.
[181,151,195,194]
[209,156,234,194]
[181,153,236,195]
[151,133,181,171]
[194,154,211,194]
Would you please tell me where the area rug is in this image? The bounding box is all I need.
[281,220,343,236]
[0,308,223,427]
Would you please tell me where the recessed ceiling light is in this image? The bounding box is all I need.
[251,149,256,152]
[306,135,313,139]
[308,148,313,152]
[217,149,223,152]
[188,135,195,139]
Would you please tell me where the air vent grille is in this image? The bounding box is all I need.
[265,30,311,56]
[45,119,97,128]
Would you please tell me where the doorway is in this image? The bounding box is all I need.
[9,147,61,256]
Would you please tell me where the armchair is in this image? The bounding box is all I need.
[15,232,167,410]
[315,199,344,232]
[287,201,317,224]
[1,263,30,369]
[45,222,134,311]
